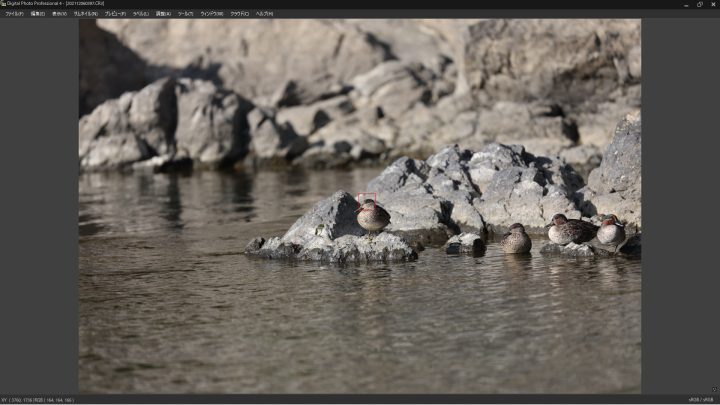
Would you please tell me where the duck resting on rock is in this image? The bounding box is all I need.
[546,213,599,245]
[356,199,391,239]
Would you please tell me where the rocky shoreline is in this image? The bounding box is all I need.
[80,19,640,175]
[79,19,641,261]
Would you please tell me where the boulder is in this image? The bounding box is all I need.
[443,233,485,256]
[576,111,641,230]
[472,144,584,234]
[79,77,177,169]
[540,242,613,257]
[245,191,417,262]
[174,79,254,167]
[366,147,483,243]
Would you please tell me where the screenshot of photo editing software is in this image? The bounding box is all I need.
[0,0,718,403]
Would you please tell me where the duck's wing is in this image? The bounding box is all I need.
[571,219,599,232]
[378,206,391,222]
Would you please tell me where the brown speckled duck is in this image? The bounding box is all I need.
[501,223,532,254]
[546,214,598,245]
[355,199,391,238]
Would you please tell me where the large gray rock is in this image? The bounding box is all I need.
[472,144,584,234]
[174,79,254,167]
[366,147,486,243]
[79,77,177,169]
[576,111,641,230]
[245,190,417,262]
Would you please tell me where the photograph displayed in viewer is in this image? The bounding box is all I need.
[78,18,642,393]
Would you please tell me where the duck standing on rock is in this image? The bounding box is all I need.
[356,199,391,238]
[597,214,626,252]
[546,213,599,245]
[501,223,532,254]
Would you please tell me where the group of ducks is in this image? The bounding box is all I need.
[355,198,626,254]
[500,213,625,254]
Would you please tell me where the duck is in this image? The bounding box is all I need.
[597,214,626,252]
[546,213,598,245]
[500,223,532,254]
[355,199,391,238]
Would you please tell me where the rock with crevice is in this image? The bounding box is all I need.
[79,77,177,169]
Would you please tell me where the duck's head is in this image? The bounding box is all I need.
[508,223,526,234]
[602,214,624,227]
[355,199,376,212]
[546,213,568,228]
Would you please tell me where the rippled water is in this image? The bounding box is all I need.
[79,169,641,394]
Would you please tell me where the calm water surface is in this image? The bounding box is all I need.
[79,169,641,394]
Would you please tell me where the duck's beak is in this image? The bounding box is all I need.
[355,206,362,212]
[545,222,553,229]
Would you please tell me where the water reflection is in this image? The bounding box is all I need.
[79,169,640,394]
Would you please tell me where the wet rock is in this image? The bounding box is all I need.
[246,108,309,166]
[130,154,193,173]
[443,233,485,256]
[174,79,254,167]
[540,242,612,257]
[576,111,641,230]
[79,77,177,169]
[245,190,417,262]
[297,233,418,262]
[618,233,641,256]
[244,237,265,252]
